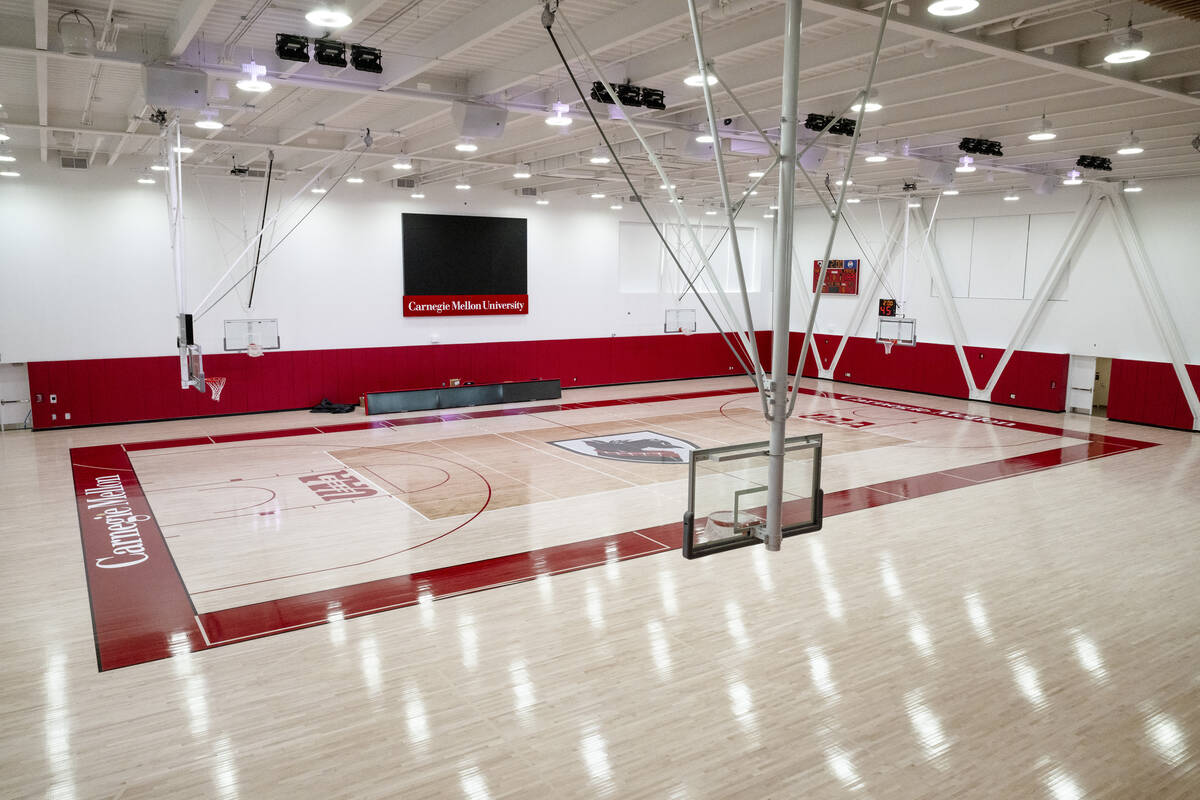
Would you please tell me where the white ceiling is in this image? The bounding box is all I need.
[0,0,1198,205]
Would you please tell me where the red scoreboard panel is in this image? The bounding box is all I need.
[813,259,860,295]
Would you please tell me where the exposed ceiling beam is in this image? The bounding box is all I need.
[166,0,219,57]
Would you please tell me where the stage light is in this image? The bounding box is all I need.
[589,81,615,104]
[1028,115,1056,141]
[545,102,572,127]
[865,153,888,163]
[275,33,310,63]
[306,7,352,27]
[927,0,978,16]
[346,174,364,184]
[455,181,471,190]
[194,109,222,130]
[455,140,478,152]
[850,92,882,113]
[350,44,382,74]
[696,134,714,144]
[1076,155,1113,171]
[615,84,643,107]
[535,198,549,205]
[137,172,155,184]
[513,165,532,178]
[640,88,666,110]
[313,38,347,68]
[1105,25,1150,64]
[1123,180,1142,193]
[942,189,959,195]
[1116,133,1143,155]
[392,156,412,169]
[411,191,425,199]
[1003,191,1020,201]
[1062,169,1083,186]
[958,137,1003,157]
[236,61,272,93]
[684,73,718,87]
[956,155,975,173]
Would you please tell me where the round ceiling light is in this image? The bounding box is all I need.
[305,8,353,28]
[684,73,718,87]
[927,0,979,16]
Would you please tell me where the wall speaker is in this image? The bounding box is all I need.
[451,101,509,139]
[145,66,208,110]
[916,159,954,186]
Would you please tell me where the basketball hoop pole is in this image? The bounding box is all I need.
[763,0,804,552]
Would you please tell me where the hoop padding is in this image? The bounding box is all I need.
[205,376,227,402]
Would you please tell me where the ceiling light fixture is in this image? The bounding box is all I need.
[659,183,676,190]
[305,7,353,28]
[590,150,611,165]
[684,73,718,87]
[849,92,882,113]
[455,140,478,152]
[0,127,11,142]
[0,170,20,178]
[1062,169,1083,186]
[609,204,623,210]
[1003,191,1020,201]
[1104,24,1150,64]
[137,172,156,185]
[695,133,715,144]
[1116,132,1143,155]
[763,213,774,219]
[392,155,413,170]
[942,188,959,195]
[1028,114,1056,141]
[545,102,572,127]
[513,165,532,179]
[956,155,976,173]
[748,170,765,178]
[0,145,14,163]
[907,200,922,208]
[236,61,272,93]
[455,181,471,190]
[346,174,364,184]
[705,209,718,215]
[590,191,606,199]
[865,153,888,163]
[311,182,327,194]
[150,162,167,171]
[173,145,194,154]
[535,198,549,205]
[411,191,425,199]
[834,178,852,186]
[927,0,979,16]
[194,109,223,131]
[846,197,862,204]
[1123,180,1142,193]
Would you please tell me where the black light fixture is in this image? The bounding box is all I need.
[350,43,382,73]
[590,81,615,104]
[1076,154,1113,171]
[804,113,856,137]
[275,33,310,62]
[959,137,1003,157]
[313,38,347,68]
[615,83,643,107]
[640,87,666,110]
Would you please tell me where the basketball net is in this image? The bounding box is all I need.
[882,339,896,355]
[205,376,227,402]
[681,326,694,337]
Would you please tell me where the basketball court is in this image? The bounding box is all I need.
[3,0,1200,797]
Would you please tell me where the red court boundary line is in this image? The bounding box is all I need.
[70,386,1158,670]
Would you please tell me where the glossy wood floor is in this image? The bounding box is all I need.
[2,376,1198,798]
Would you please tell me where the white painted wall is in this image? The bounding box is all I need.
[788,176,1200,364]
[0,153,774,362]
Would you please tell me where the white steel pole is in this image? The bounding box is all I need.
[764,0,804,551]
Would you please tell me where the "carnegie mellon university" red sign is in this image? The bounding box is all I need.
[404,294,529,316]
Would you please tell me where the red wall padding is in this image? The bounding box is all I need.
[1108,359,1200,431]
[27,333,758,429]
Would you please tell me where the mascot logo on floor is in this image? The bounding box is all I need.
[551,430,697,464]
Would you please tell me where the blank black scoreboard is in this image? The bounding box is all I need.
[402,213,529,316]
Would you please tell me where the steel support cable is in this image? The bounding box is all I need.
[786,0,895,417]
[822,180,899,301]
[194,149,369,321]
[552,8,764,384]
[542,15,759,382]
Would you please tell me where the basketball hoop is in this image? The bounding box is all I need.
[205,376,227,402]
[247,342,264,358]
[882,339,896,355]
[681,326,694,337]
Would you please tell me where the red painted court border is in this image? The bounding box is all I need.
[70,385,1158,670]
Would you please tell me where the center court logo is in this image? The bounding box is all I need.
[550,431,697,464]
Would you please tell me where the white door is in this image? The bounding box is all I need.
[1067,355,1096,414]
